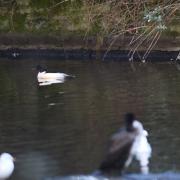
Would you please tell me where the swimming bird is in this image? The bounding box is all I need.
[0,153,15,180]
[36,65,75,85]
[97,113,151,175]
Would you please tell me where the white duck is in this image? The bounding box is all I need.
[36,65,75,85]
[0,153,15,180]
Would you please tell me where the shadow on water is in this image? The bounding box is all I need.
[0,59,180,179]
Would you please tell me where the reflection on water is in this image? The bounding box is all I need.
[0,59,180,179]
[38,79,65,86]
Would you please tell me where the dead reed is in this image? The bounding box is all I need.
[81,0,180,61]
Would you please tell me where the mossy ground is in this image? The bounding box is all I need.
[0,0,179,36]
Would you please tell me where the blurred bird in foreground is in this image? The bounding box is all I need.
[96,113,151,175]
[0,153,15,180]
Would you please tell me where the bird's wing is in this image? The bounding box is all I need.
[109,130,136,153]
[99,130,136,172]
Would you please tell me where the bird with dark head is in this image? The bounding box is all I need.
[36,65,47,73]
[96,113,151,176]
[124,112,135,132]
[36,65,75,86]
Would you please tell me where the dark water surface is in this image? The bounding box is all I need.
[0,59,180,180]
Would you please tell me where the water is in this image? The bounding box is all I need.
[0,59,180,180]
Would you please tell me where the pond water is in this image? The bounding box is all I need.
[0,58,180,180]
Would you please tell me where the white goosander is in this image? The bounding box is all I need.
[97,113,151,175]
[36,65,75,86]
[0,153,15,180]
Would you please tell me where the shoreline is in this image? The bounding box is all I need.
[0,34,179,61]
[0,34,179,50]
[0,49,179,61]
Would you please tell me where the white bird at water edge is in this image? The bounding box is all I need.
[0,153,15,180]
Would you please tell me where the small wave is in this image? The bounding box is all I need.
[44,172,180,180]
[124,171,180,180]
[44,175,108,180]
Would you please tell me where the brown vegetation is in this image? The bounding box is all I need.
[0,0,179,60]
[81,0,180,61]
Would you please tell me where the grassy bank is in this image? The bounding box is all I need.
[0,1,179,35]
[0,0,179,60]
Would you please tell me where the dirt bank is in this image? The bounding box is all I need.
[0,34,179,61]
[0,34,179,51]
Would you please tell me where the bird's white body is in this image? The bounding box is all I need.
[36,65,75,86]
[125,120,152,174]
[37,71,71,86]
[0,153,15,180]
[37,71,69,81]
